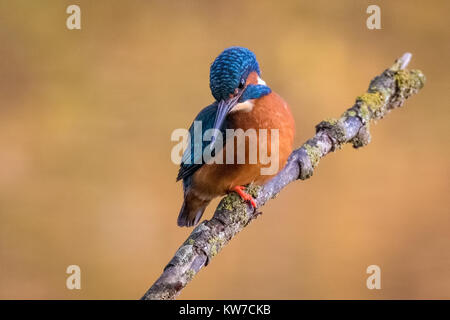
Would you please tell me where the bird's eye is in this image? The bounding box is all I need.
[238,78,245,89]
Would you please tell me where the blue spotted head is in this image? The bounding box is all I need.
[210,47,261,101]
[208,47,271,144]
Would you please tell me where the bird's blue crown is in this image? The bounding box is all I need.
[209,47,261,102]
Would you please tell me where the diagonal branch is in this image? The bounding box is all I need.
[141,53,426,300]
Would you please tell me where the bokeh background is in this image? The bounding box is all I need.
[0,0,449,299]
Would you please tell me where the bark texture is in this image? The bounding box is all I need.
[142,53,425,300]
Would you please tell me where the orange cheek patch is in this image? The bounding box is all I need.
[245,71,259,86]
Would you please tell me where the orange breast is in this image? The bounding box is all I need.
[192,92,295,198]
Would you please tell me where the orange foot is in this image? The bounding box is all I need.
[232,185,257,208]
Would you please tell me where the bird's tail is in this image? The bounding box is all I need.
[177,192,210,227]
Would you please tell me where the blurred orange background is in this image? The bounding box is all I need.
[0,0,449,299]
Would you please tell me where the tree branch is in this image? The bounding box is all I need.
[141,53,425,300]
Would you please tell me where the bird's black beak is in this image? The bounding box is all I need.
[210,90,244,147]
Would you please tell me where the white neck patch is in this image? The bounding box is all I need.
[257,76,266,85]
[230,99,255,113]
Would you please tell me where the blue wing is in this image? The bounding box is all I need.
[176,85,271,184]
[176,102,224,182]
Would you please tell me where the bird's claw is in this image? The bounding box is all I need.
[232,185,257,208]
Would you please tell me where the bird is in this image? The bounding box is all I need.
[176,46,295,227]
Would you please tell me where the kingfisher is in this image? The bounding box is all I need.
[177,47,295,227]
